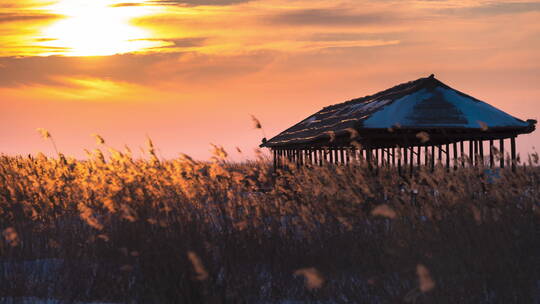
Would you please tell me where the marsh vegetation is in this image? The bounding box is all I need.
[0,136,539,303]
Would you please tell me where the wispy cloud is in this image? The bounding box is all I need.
[0,12,61,24]
[133,37,208,50]
[149,0,252,6]
[438,1,540,16]
[0,50,277,87]
[111,0,251,7]
[267,8,398,27]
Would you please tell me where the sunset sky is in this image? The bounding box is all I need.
[1,0,539,160]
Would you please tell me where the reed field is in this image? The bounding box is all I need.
[0,135,539,303]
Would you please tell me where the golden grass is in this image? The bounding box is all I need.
[0,136,539,302]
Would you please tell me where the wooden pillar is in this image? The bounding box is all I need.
[409,147,414,174]
[430,145,435,171]
[479,140,484,167]
[474,140,479,167]
[489,140,494,168]
[392,147,396,167]
[340,148,345,165]
[453,142,458,170]
[460,141,465,168]
[424,145,429,167]
[469,140,474,167]
[273,149,277,171]
[290,149,294,164]
[445,143,450,171]
[417,146,421,168]
[289,149,293,165]
[364,148,368,164]
[397,147,402,175]
[438,145,442,166]
[288,149,294,163]
[511,137,516,171]
[276,149,280,169]
[499,139,505,168]
[346,148,351,164]
[289,149,294,164]
[404,146,408,166]
[367,148,373,169]
[328,149,332,164]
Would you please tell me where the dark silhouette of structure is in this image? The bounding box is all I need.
[260,75,536,172]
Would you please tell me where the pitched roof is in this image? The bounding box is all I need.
[262,74,534,147]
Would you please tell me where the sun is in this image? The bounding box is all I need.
[37,0,164,56]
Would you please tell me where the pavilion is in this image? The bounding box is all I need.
[260,74,536,172]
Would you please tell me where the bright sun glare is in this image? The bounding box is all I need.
[38,0,163,56]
